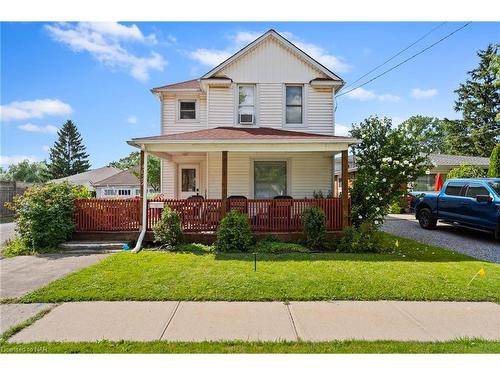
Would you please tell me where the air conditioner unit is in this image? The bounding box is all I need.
[239,113,254,124]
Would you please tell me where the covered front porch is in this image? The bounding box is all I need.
[72,127,357,241]
[131,128,355,231]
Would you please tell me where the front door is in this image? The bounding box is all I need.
[178,164,199,199]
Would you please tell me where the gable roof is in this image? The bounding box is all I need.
[51,166,120,188]
[93,169,140,187]
[202,29,343,83]
[152,79,201,93]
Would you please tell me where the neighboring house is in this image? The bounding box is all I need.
[92,169,155,198]
[51,166,120,192]
[334,153,490,193]
[128,29,357,202]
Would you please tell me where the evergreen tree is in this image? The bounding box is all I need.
[452,44,500,156]
[488,143,500,177]
[47,120,90,179]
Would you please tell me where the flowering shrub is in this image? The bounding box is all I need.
[350,116,432,227]
[6,182,91,250]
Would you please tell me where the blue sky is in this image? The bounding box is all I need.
[1,22,498,168]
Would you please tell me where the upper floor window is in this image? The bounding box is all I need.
[286,85,303,124]
[238,85,255,124]
[179,100,196,120]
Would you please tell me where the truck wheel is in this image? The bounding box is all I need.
[417,208,437,229]
[495,225,500,241]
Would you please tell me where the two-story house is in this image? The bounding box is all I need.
[128,29,358,235]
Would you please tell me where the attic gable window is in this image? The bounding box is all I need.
[179,100,196,120]
[285,85,303,124]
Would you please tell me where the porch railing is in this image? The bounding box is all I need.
[74,197,346,233]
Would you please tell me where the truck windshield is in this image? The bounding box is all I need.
[488,182,500,195]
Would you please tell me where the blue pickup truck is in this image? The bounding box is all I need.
[410,178,500,240]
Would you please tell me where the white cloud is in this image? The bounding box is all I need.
[188,30,351,73]
[45,22,166,81]
[335,123,352,137]
[378,94,402,103]
[42,145,50,152]
[411,88,438,99]
[0,99,72,122]
[127,116,138,124]
[0,155,41,167]
[18,123,59,134]
[189,48,232,67]
[81,22,157,44]
[345,88,401,102]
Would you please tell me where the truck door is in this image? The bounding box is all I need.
[463,183,496,230]
[439,182,467,222]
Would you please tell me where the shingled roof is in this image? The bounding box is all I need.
[93,169,140,187]
[130,126,354,143]
[151,79,201,93]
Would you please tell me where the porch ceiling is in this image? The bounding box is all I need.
[128,127,359,153]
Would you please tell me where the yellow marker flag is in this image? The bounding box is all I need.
[395,240,399,248]
[467,268,486,286]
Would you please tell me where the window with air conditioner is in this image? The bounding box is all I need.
[238,85,255,124]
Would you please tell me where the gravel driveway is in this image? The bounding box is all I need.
[383,214,499,263]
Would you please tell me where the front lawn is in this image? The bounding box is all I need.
[1,339,499,354]
[21,233,500,303]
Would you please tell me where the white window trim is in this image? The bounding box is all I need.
[235,83,257,126]
[176,98,199,122]
[249,157,292,199]
[283,84,306,128]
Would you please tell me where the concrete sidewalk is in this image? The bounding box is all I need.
[9,301,500,343]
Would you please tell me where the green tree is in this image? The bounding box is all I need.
[441,119,476,155]
[452,44,500,156]
[2,160,49,183]
[109,151,160,191]
[350,116,432,227]
[47,120,90,179]
[488,144,500,177]
[400,116,448,154]
[446,164,487,179]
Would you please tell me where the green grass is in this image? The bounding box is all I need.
[20,233,500,303]
[0,339,498,354]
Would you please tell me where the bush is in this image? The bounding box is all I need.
[6,182,90,249]
[447,164,487,179]
[389,195,407,214]
[337,222,384,253]
[488,144,500,177]
[216,209,253,252]
[153,206,183,248]
[303,206,326,249]
[2,237,58,257]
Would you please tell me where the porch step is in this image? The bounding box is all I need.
[59,241,129,253]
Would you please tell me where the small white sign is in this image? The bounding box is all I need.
[149,201,165,209]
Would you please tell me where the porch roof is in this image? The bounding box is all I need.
[128,127,358,153]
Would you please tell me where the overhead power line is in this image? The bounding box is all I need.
[339,22,447,92]
[337,22,471,99]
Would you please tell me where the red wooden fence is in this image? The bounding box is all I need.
[74,197,345,232]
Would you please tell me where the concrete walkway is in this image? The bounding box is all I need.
[8,301,500,343]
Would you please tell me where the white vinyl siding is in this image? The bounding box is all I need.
[205,152,332,199]
[218,36,328,83]
[208,86,234,128]
[161,93,207,134]
[306,85,334,134]
[258,83,283,128]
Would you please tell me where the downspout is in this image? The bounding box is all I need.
[132,150,148,253]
